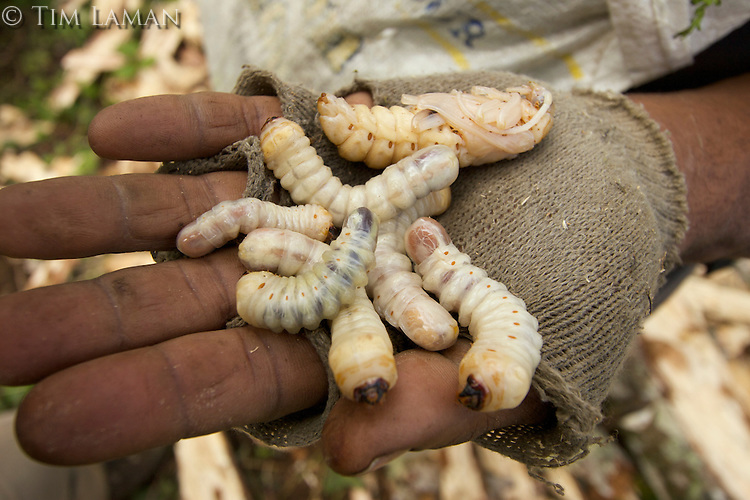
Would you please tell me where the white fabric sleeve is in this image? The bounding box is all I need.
[196,0,749,94]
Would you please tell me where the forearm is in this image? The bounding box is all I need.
[628,73,750,263]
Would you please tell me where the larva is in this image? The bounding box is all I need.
[260,117,459,226]
[366,188,459,351]
[236,207,378,334]
[329,288,397,404]
[176,198,332,258]
[238,227,328,275]
[239,226,397,404]
[404,217,542,412]
[317,83,553,169]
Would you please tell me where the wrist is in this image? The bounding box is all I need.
[628,73,750,263]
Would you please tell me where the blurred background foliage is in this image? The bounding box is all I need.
[0,0,163,176]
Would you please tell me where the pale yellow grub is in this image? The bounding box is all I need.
[405,216,542,412]
[260,116,459,226]
[329,287,397,403]
[318,83,553,169]
[367,190,459,351]
[177,198,331,258]
[235,216,396,403]
[236,207,378,334]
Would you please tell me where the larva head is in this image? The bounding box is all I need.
[317,93,354,118]
[457,374,488,411]
[259,115,285,136]
[345,206,379,238]
[458,356,533,412]
[316,92,339,115]
[404,217,452,265]
[353,378,391,405]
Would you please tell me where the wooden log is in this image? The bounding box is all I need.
[174,432,251,500]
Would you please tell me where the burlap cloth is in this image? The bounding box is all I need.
[155,67,688,471]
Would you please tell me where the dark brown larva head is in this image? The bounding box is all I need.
[353,378,390,405]
[262,116,282,129]
[457,375,487,411]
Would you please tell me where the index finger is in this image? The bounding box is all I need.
[88,92,282,161]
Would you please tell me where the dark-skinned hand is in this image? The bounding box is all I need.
[0,91,551,475]
[3,72,748,473]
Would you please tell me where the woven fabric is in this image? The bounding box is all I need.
[155,66,688,468]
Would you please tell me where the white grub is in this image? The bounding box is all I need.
[317,83,553,169]
[238,226,396,404]
[367,189,459,350]
[236,207,378,334]
[260,116,459,226]
[176,198,332,258]
[238,227,328,275]
[405,217,542,411]
[329,287,397,404]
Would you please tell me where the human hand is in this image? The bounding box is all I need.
[0,91,550,473]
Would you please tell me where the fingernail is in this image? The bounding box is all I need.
[359,450,406,475]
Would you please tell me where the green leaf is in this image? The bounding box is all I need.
[675,0,722,38]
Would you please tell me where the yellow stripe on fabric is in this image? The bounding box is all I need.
[416,20,471,70]
[561,55,584,80]
[473,1,584,80]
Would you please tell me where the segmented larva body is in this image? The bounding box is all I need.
[317,84,553,169]
[176,198,332,258]
[260,117,459,226]
[405,217,542,412]
[236,207,378,334]
[239,227,396,404]
[238,227,327,274]
[329,288,397,404]
[366,189,459,351]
